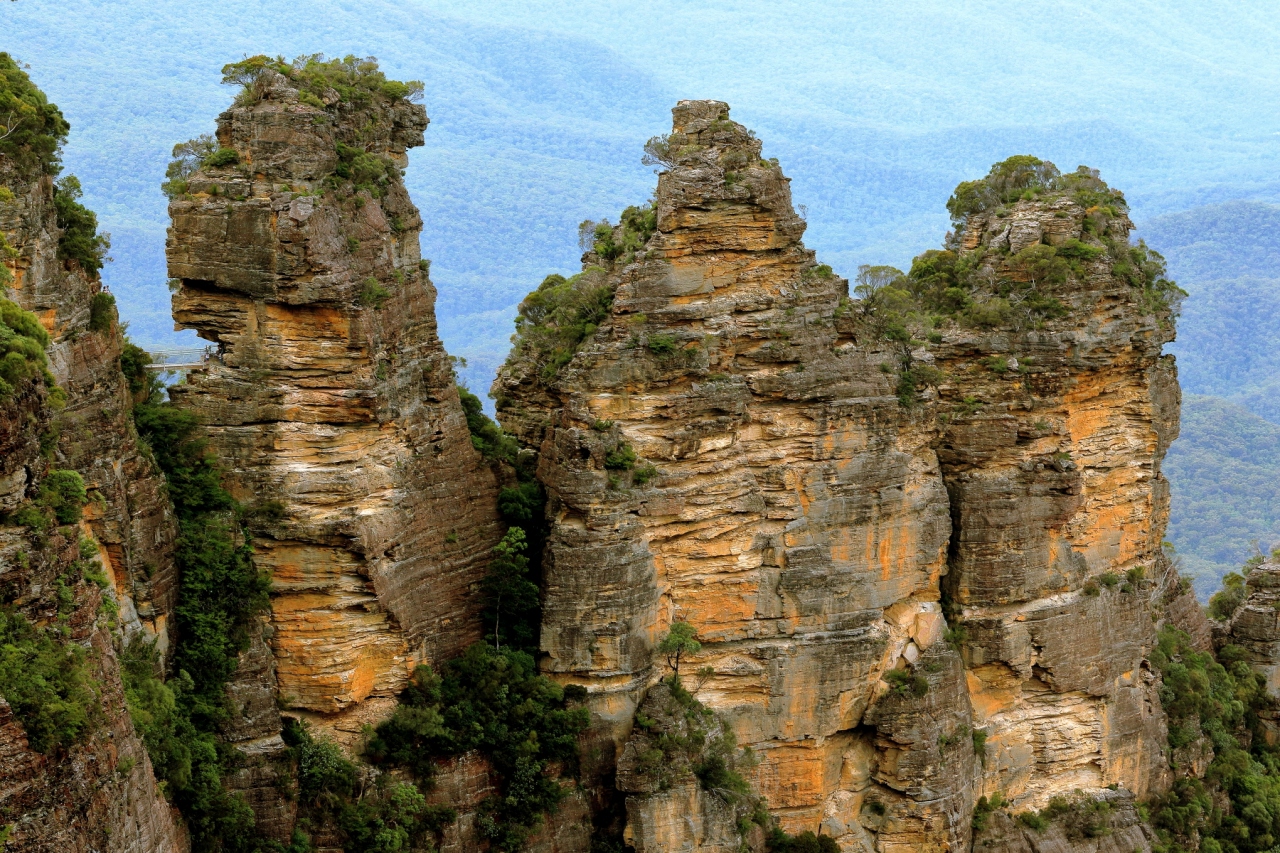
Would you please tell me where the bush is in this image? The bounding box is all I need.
[509,269,615,380]
[53,176,110,275]
[160,134,216,199]
[334,142,394,196]
[89,291,115,333]
[359,277,390,308]
[604,443,637,470]
[1209,571,1248,621]
[0,610,98,753]
[221,54,423,109]
[38,469,87,523]
[0,52,70,177]
[481,527,540,652]
[647,333,677,355]
[367,644,589,849]
[0,297,53,399]
[766,829,839,853]
[204,147,238,168]
[884,667,929,697]
[458,385,519,464]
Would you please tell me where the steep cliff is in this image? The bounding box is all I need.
[0,53,185,852]
[495,102,1196,852]
[166,58,505,742]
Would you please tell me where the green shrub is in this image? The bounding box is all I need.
[884,667,929,697]
[334,142,394,196]
[1099,571,1121,588]
[222,54,422,109]
[458,385,519,464]
[481,527,540,652]
[1209,571,1248,621]
[509,269,615,380]
[589,204,657,264]
[53,176,110,275]
[359,277,390,308]
[89,292,115,333]
[604,443,637,470]
[204,147,238,168]
[1018,811,1049,831]
[0,297,54,399]
[38,469,86,523]
[160,134,216,199]
[0,52,70,177]
[972,728,988,763]
[632,463,659,486]
[0,610,98,753]
[647,333,677,355]
[367,643,588,850]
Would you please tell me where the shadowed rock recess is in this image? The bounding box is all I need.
[493,101,1210,852]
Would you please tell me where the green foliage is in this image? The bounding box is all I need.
[972,728,988,763]
[588,203,657,264]
[946,157,1126,227]
[334,142,394,197]
[53,175,110,275]
[221,54,422,109]
[459,384,519,464]
[884,667,929,697]
[160,134,216,199]
[130,388,271,851]
[0,610,97,753]
[89,291,115,332]
[510,269,615,380]
[972,792,1007,832]
[765,829,840,852]
[204,147,238,168]
[0,297,53,399]
[37,469,86,523]
[367,643,589,851]
[658,621,701,675]
[1018,811,1049,831]
[1107,236,1186,317]
[0,51,69,177]
[603,442,637,470]
[359,277,390,308]
[1147,624,1280,853]
[482,527,540,652]
[646,333,677,355]
[1210,571,1249,621]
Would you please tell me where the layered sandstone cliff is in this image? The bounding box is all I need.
[494,101,1198,852]
[166,67,505,745]
[0,85,184,850]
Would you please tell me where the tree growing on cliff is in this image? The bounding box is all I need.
[482,527,539,652]
[658,621,701,677]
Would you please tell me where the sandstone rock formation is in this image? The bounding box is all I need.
[495,101,1197,852]
[166,67,505,743]
[1,81,185,850]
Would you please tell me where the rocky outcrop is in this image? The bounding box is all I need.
[495,102,1189,851]
[1,80,185,851]
[495,100,966,851]
[970,789,1154,853]
[166,69,505,737]
[934,190,1183,811]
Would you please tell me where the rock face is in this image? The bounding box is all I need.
[495,101,1190,851]
[166,69,505,735]
[1,102,185,850]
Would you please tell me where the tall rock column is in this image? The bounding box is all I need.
[495,101,972,852]
[167,67,504,735]
[932,187,1188,809]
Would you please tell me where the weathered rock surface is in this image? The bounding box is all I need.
[167,70,505,735]
[1,144,185,849]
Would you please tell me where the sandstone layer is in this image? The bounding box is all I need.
[167,69,505,738]
[495,101,1195,852]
